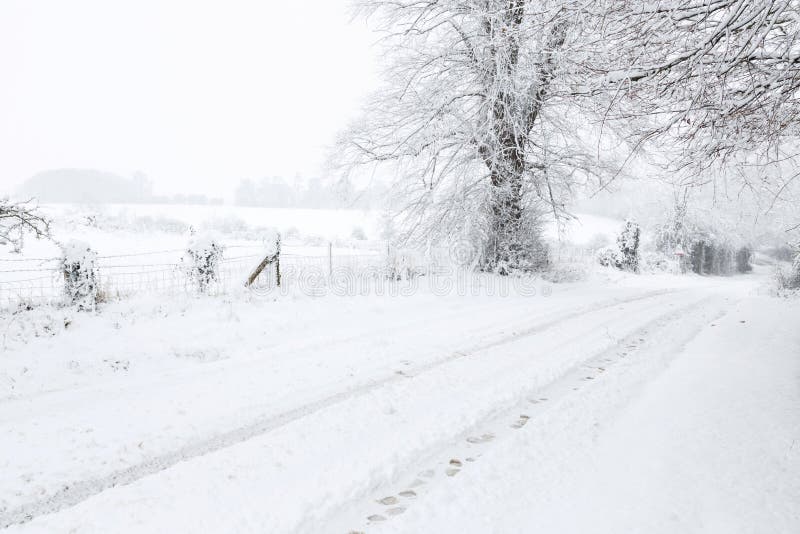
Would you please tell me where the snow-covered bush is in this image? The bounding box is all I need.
[617,220,641,272]
[61,240,98,310]
[596,246,623,269]
[386,246,426,280]
[541,264,587,283]
[640,251,672,273]
[596,220,640,273]
[184,235,224,293]
[777,246,800,291]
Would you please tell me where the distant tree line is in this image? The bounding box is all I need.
[20,169,223,205]
[233,176,388,210]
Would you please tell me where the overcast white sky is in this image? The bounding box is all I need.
[0,0,378,199]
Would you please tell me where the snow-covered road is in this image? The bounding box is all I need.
[1,274,797,533]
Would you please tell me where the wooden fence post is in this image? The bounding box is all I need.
[275,233,281,287]
[245,233,281,288]
[328,242,332,278]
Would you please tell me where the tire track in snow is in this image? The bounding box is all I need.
[0,288,680,529]
[0,285,620,407]
[334,295,722,532]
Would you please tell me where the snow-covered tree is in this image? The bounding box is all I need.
[617,220,641,272]
[655,188,692,256]
[342,0,632,273]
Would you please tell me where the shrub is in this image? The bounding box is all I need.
[597,220,640,273]
[597,246,622,269]
[617,220,641,272]
[386,247,425,280]
[776,253,800,291]
[185,235,224,293]
[792,253,800,287]
[640,251,672,273]
[781,248,800,290]
[61,240,98,310]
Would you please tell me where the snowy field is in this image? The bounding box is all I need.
[0,204,620,310]
[0,205,387,309]
[1,206,798,532]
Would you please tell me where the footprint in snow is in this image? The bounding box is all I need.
[378,496,398,505]
[386,507,406,516]
[446,460,462,476]
[511,414,530,429]
[399,490,417,499]
[367,514,386,522]
[466,433,494,444]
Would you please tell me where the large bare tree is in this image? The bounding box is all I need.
[342,0,622,272]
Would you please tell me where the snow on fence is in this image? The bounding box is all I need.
[0,239,582,310]
[0,240,398,310]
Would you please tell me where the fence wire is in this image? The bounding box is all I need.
[2,239,561,310]
[0,244,394,310]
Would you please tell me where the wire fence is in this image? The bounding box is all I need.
[0,239,592,310]
[0,242,393,310]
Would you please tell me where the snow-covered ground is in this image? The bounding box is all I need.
[1,263,797,533]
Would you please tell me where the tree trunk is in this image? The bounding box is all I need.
[486,136,527,273]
